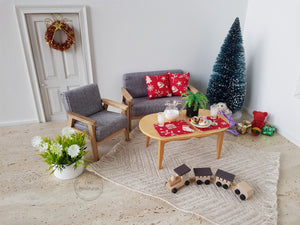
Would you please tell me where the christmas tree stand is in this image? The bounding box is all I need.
[232,111,243,120]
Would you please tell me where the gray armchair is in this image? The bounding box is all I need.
[60,84,129,161]
[121,69,198,130]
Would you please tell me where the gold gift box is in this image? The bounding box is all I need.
[237,120,252,134]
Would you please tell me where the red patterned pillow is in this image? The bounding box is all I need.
[168,72,190,95]
[144,74,172,99]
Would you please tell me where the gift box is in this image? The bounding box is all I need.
[237,120,252,134]
[262,123,276,136]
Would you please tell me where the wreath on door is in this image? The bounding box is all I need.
[45,20,75,51]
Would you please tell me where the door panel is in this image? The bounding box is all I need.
[48,87,62,114]
[35,21,56,78]
[26,13,89,121]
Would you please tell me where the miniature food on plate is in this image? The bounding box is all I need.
[191,116,199,124]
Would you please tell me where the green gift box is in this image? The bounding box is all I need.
[262,123,276,136]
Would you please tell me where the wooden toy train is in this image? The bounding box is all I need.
[166,164,254,201]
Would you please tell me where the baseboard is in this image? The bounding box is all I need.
[277,130,300,148]
[242,106,252,116]
[0,119,39,127]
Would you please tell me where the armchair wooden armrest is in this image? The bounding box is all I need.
[67,111,99,161]
[188,84,199,94]
[121,87,133,103]
[121,87,133,131]
[67,111,96,126]
[102,98,129,111]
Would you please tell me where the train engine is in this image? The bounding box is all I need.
[166,164,191,193]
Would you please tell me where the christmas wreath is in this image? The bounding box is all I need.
[45,20,75,51]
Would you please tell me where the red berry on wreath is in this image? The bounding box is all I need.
[45,20,75,51]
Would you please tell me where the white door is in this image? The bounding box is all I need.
[26,13,90,121]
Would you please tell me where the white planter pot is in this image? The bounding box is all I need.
[54,163,84,180]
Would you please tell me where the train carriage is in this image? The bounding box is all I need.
[193,167,213,185]
[215,169,235,189]
[234,181,254,200]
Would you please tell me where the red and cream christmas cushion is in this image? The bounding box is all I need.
[144,74,172,99]
[168,72,190,95]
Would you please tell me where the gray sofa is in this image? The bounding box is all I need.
[121,69,198,130]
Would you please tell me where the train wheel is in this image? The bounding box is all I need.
[240,194,246,200]
[185,180,190,186]
[216,181,222,187]
[223,184,229,189]
[235,189,240,195]
[172,188,178,193]
[205,180,210,185]
[197,180,202,185]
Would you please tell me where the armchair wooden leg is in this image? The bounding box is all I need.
[90,138,99,161]
[128,119,132,132]
[128,107,132,131]
[88,125,99,161]
[125,128,130,141]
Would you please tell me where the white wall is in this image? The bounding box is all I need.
[2,0,298,147]
[244,0,300,147]
[0,0,248,126]
[90,0,248,98]
[0,1,39,126]
[0,0,247,126]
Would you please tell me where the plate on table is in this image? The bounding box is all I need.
[190,120,212,128]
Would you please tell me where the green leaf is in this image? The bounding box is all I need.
[181,90,208,111]
[35,128,88,174]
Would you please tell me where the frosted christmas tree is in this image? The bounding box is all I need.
[206,17,246,114]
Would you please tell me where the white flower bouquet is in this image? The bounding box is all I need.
[32,127,88,173]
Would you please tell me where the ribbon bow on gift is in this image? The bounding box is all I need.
[237,120,252,134]
[218,111,239,136]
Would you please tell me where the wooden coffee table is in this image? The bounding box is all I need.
[139,109,229,170]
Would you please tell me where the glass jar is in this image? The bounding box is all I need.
[164,100,182,121]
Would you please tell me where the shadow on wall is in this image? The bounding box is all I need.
[85,6,98,85]
[244,39,265,110]
[294,76,300,100]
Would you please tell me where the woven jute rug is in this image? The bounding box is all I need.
[88,128,280,225]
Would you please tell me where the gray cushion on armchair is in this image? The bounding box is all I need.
[73,111,128,142]
[60,83,104,116]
